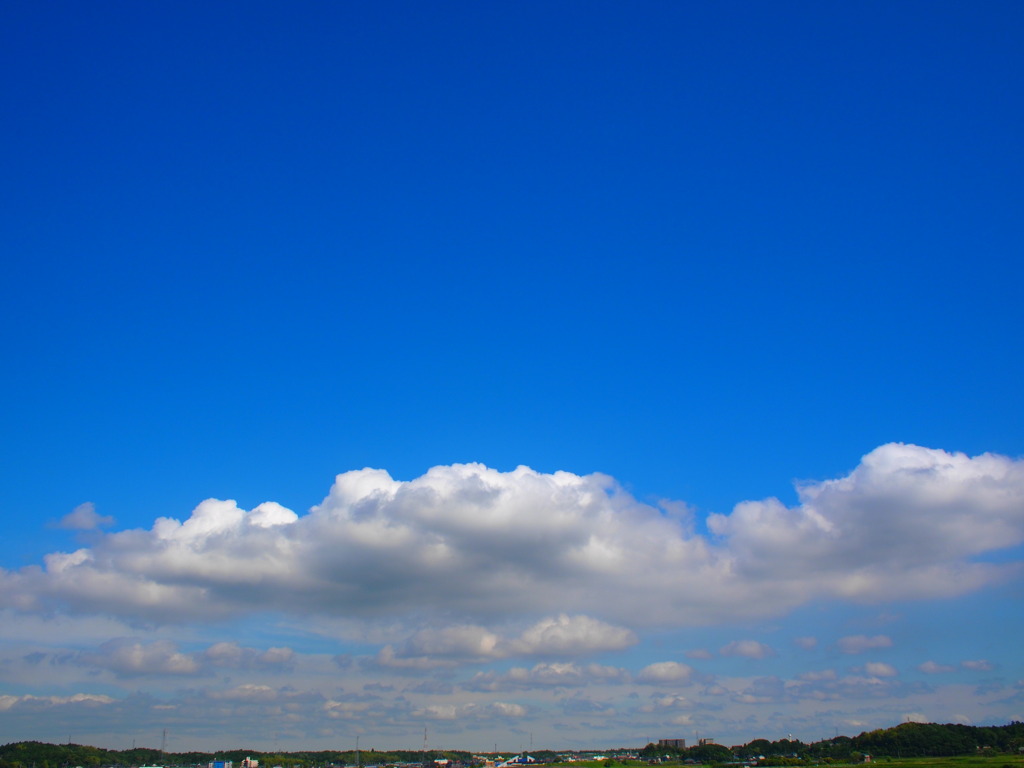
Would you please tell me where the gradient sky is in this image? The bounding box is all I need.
[1,0,1022,754]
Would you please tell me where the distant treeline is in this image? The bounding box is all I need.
[641,720,1024,761]
[3,721,1024,768]
[0,743,470,768]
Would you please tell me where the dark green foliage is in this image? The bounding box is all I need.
[844,722,1024,758]
[0,744,473,768]
[686,743,733,763]
[3,723,1024,768]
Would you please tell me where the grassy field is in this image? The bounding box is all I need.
[867,758,1024,768]
[546,758,1024,768]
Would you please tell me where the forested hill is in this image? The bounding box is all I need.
[842,721,1024,757]
[642,721,1024,760]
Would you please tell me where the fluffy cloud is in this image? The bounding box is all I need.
[918,660,955,674]
[507,614,637,655]
[202,642,295,670]
[707,444,1024,601]
[77,639,200,677]
[720,640,775,659]
[3,445,1023,646]
[464,661,628,692]
[55,502,114,531]
[65,640,296,678]
[0,693,115,711]
[637,661,694,685]
[412,701,527,720]
[863,662,898,677]
[962,659,994,671]
[639,693,690,712]
[376,614,636,667]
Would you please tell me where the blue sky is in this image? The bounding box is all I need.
[1,0,1022,753]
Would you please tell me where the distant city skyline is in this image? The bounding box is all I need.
[1,0,1021,753]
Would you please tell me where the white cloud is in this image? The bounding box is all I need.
[639,693,689,712]
[637,661,694,684]
[918,660,955,674]
[413,701,527,721]
[77,639,200,677]
[55,502,114,531]
[708,444,1024,602]
[464,661,627,692]
[863,662,898,677]
[508,614,637,655]
[962,659,994,671]
[720,640,775,659]
[202,641,295,670]
[62,639,297,679]
[2,444,1022,662]
[402,624,502,658]
[375,614,636,667]
[838,634,893,654]
[794,636,818,650]
[0,693,115,711]
[209,684,278,702]
[686,648,714,660]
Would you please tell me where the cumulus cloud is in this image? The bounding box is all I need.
[202,642,295,670]
[507,614,637,655]
[962,659,994,671]
[918,660,955,674]
[639,693,690,712]
[0,693,115,711]
[637,661,694,685]
[732,677,785,704]
[863,662,898,677]
[838,635,893,654]
[707,444,1024,601]
[412,701,527,720]
[464,661,628,692]
[209,684,278,702]
[720,640,775,659]
[375,614,636,667]
[3,444,1023,649]
[69,639,295,678]
[77,639,200,677]
[55,503,114,531]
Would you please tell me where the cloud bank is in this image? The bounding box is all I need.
[2,444,1023,643]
